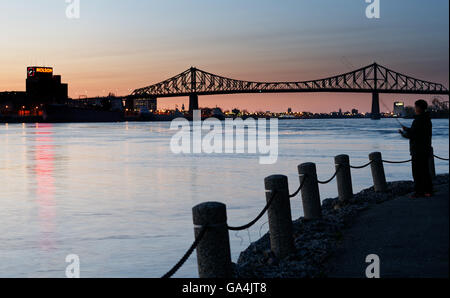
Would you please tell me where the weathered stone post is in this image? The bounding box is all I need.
[429,147,436,179]
[192,202,232,278]
[335,154,353,202]
[369,152,388,192]
[264,175,295,259]
[298,163,322,220]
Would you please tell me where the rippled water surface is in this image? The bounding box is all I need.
[0,119,448,277]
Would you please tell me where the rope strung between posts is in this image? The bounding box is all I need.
[317,165,341,184]
[227,190,278,231]
[161,225,208,279]
[162,152,443,278]
[434,155,449,161]
[162,179,306,277]
[289,175,308,198]
[350,160,374,169]
[382,159,412,164]
[228,176,308,231]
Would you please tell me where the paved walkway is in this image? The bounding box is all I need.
[327,183,449,278]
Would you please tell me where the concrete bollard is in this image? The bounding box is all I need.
[429,147,436,179]
[335,154,354,202]
[192,202,232,278]
[264,175,295,259]
[298,163,322,220]
[369,152,388,192]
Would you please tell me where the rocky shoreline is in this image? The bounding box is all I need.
[235,174,449,278]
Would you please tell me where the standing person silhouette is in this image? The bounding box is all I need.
[399,100,433,198]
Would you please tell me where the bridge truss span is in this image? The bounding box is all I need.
[131,62,449,118]
[132,63,448,97]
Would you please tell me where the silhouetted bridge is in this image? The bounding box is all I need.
[130,63,449,119]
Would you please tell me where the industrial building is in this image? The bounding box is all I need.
[127,98,157,113]
[26,67,68,103]
[0,66,68,115]
[393,101,406,117]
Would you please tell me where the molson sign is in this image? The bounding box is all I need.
[27,67,53,77]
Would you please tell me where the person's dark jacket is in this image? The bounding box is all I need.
[401,112,432,156]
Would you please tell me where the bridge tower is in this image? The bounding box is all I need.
[189,67,199,112]
[371,63,381,120]
[371,92,381,120]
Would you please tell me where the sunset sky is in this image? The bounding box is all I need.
[0,0,448,112]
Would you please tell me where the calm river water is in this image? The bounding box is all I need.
[0,119,448,277]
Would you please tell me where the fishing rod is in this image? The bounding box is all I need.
[380,99,405,127]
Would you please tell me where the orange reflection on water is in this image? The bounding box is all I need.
[33,123,56,251]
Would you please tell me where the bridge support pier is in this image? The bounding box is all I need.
[371,92,381,120]
[189,93,199,112]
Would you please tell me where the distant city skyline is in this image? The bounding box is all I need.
[0,0,448,112]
